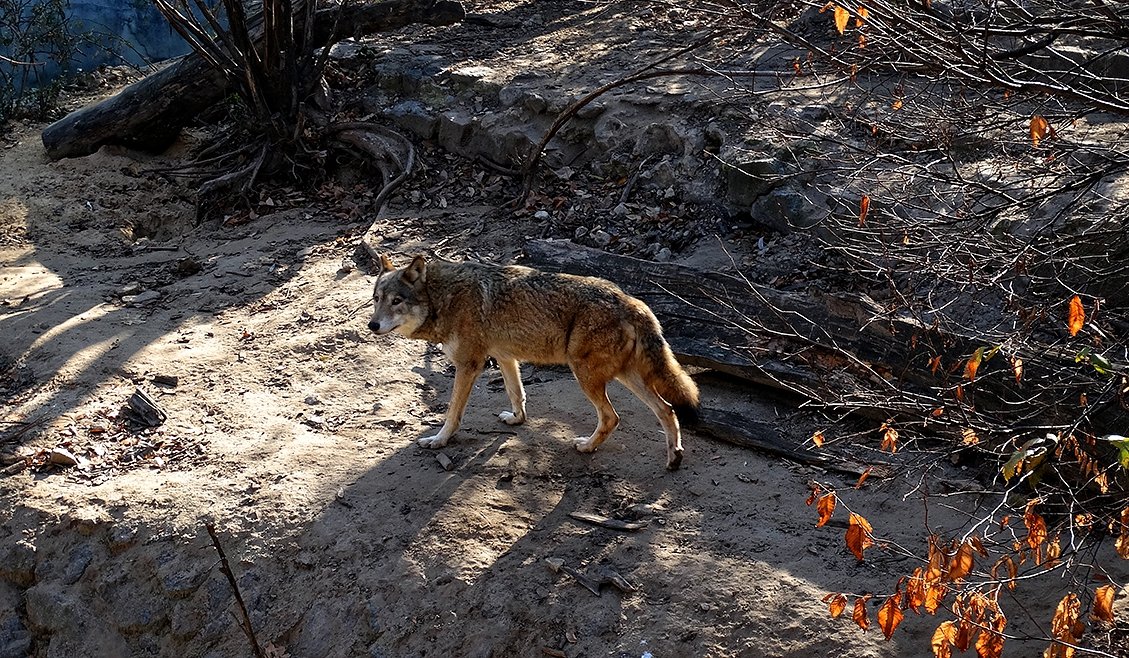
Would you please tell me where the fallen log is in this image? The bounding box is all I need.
[41,0,465,160]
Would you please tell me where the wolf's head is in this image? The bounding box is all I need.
[368,254,430,336]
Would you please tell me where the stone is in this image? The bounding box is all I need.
[109,526,138,555]
[25,585,82,632]
[533,210,550,221]
[437,112,474,153]
[384,100,438,140]
[48,447,78,467]
[656,247,673,262]
[123,290,162,307]
[521,92,548,114]
[498,84,524,108]
[634,122,684,157]
[61,545,93,585]
[0,609,31,658]
[724,158,784,207]
[749,186,828,233]
[117,282,142,296]
[0,540,36,587]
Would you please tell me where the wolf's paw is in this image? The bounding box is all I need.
[498,411,525,426]
[573,437,598,453]
[417,434,449,449]
[666,449,684,471]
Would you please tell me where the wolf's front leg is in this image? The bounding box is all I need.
[419,361,482,448]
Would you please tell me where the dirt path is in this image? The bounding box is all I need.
[2,2,1126,657]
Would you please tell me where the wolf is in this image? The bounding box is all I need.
[367,253,699,470]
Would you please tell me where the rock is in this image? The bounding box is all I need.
[591,230,612,247]
[576,101,606,119]
[724,158,784,207]
[436,452,454,471]
[655,247,673,262]
[25,584,82,632]
[798,104,831,123]
[61,545,93,585]
[109,526,138,555]
[169,599,203,641]
[522,92,547,114]
[117,282,142,296]
[48,447,78,467]
[533,210,550,221]
[0,608,31,658]
[160,568,203,600]
[611,202,628,217]
[634,122,684,157]
[437,111,474,153]
[304,414,325,429]
[749,186,829,232]
[295,551,318,569]
[385,100,438,140]
[0,541,35,587]
[498,84,524,108]
[123,290,162,306]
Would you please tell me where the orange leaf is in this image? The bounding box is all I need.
[970,536,989,557]
[1048,593,1082,656]
[825,592,849,619]
[879,421,898,453]
[877,594,905,640]
[965,347,984,381]
[1030,115,1052,147]
[924,581,947,614]
[859,194,871,226]
[846,512,874,561]
[834,5,850,34]
[962,428,979,445]
[817,493,837,527]
[1093,585,1116,624]
[812,430,825,447]
[976,615,1007,658]
[1067,295,1085,337]
[892,99,904,110]
[1012,356,1024,384]
[932,620,956,658]
[1024,500,1048,562]
[1117,507,1129,559]
[907,567,926,613]
[929,355,942,374]
[948,542,975,582]
[854,466,873,489]
[853,595,872,630]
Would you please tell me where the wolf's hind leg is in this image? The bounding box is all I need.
[570,364,619,453]
[495,357,527,425]
[619,372,683,470]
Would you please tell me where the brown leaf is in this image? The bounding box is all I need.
[853,595,872,630]
[929,355,942,374]
[816,493,836,528]
[962,428,980,445]
[975,616,1007,658]
[948,542,975,582]
[877,594,905,640]
[812,430,825,448]
[846,512,875,562]
[834,5,850,34]
[1025,500,1048,561]
[1117,507,1129,559]
[825,592,849,619]
[1030,115,1052,147]
[854,466,873,489]
[879,421,899,453]
[859,194,871,226]
[1092,585,1116,624]
[1047,593,1081,658]
[1012,356,1024,384]
[906,568,926,613]
[924,581,947,614]
[1067,295,1085,337]
[965,347,984,381]
[932,620,956,658]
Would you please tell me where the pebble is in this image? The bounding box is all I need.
[48,447,78,467]
[533,210,550,221]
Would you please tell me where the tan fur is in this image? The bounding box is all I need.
[369,254,699,470]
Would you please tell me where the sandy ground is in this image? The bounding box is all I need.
[2,2,1127,657]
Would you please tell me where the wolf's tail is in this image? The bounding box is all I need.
[638,330,700,425]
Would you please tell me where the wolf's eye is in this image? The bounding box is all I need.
[391,296,404,305]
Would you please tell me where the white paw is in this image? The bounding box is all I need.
[418,434,449,449]
[498,411,525,426]
[573,437,597,453]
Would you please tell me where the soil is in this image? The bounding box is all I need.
[2,2,1126,658]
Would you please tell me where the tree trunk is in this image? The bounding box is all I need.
[41,0,465,160]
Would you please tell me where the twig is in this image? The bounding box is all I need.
[205,523,266,658]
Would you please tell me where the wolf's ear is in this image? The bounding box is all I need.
[378,253,395,273]
[401,255,427,284]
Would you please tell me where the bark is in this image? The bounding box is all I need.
[41,0,465,160]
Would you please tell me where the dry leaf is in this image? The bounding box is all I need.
[877,594,905,640]
[817,493,836,527]
[962,428,979,445]
[834,4,850,34]
[854,466,873,489]
[1012,356,1024,384]
[907,567,926,613]
[859,194,871,226]
[880,422,899,453]
[853,595,872,630]
[932,620,956,658]
[892,99,904,110]
[1093,585,1116,624]
[824,592,849,619]
[965,347,984,381]
[929,355,942,374]
[1030,115,1052,147]
[812,430,825,447]
[976,615,1007,658]
[1067,295,1085,337]
[846,512,875,561]
[948,542,975,582]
